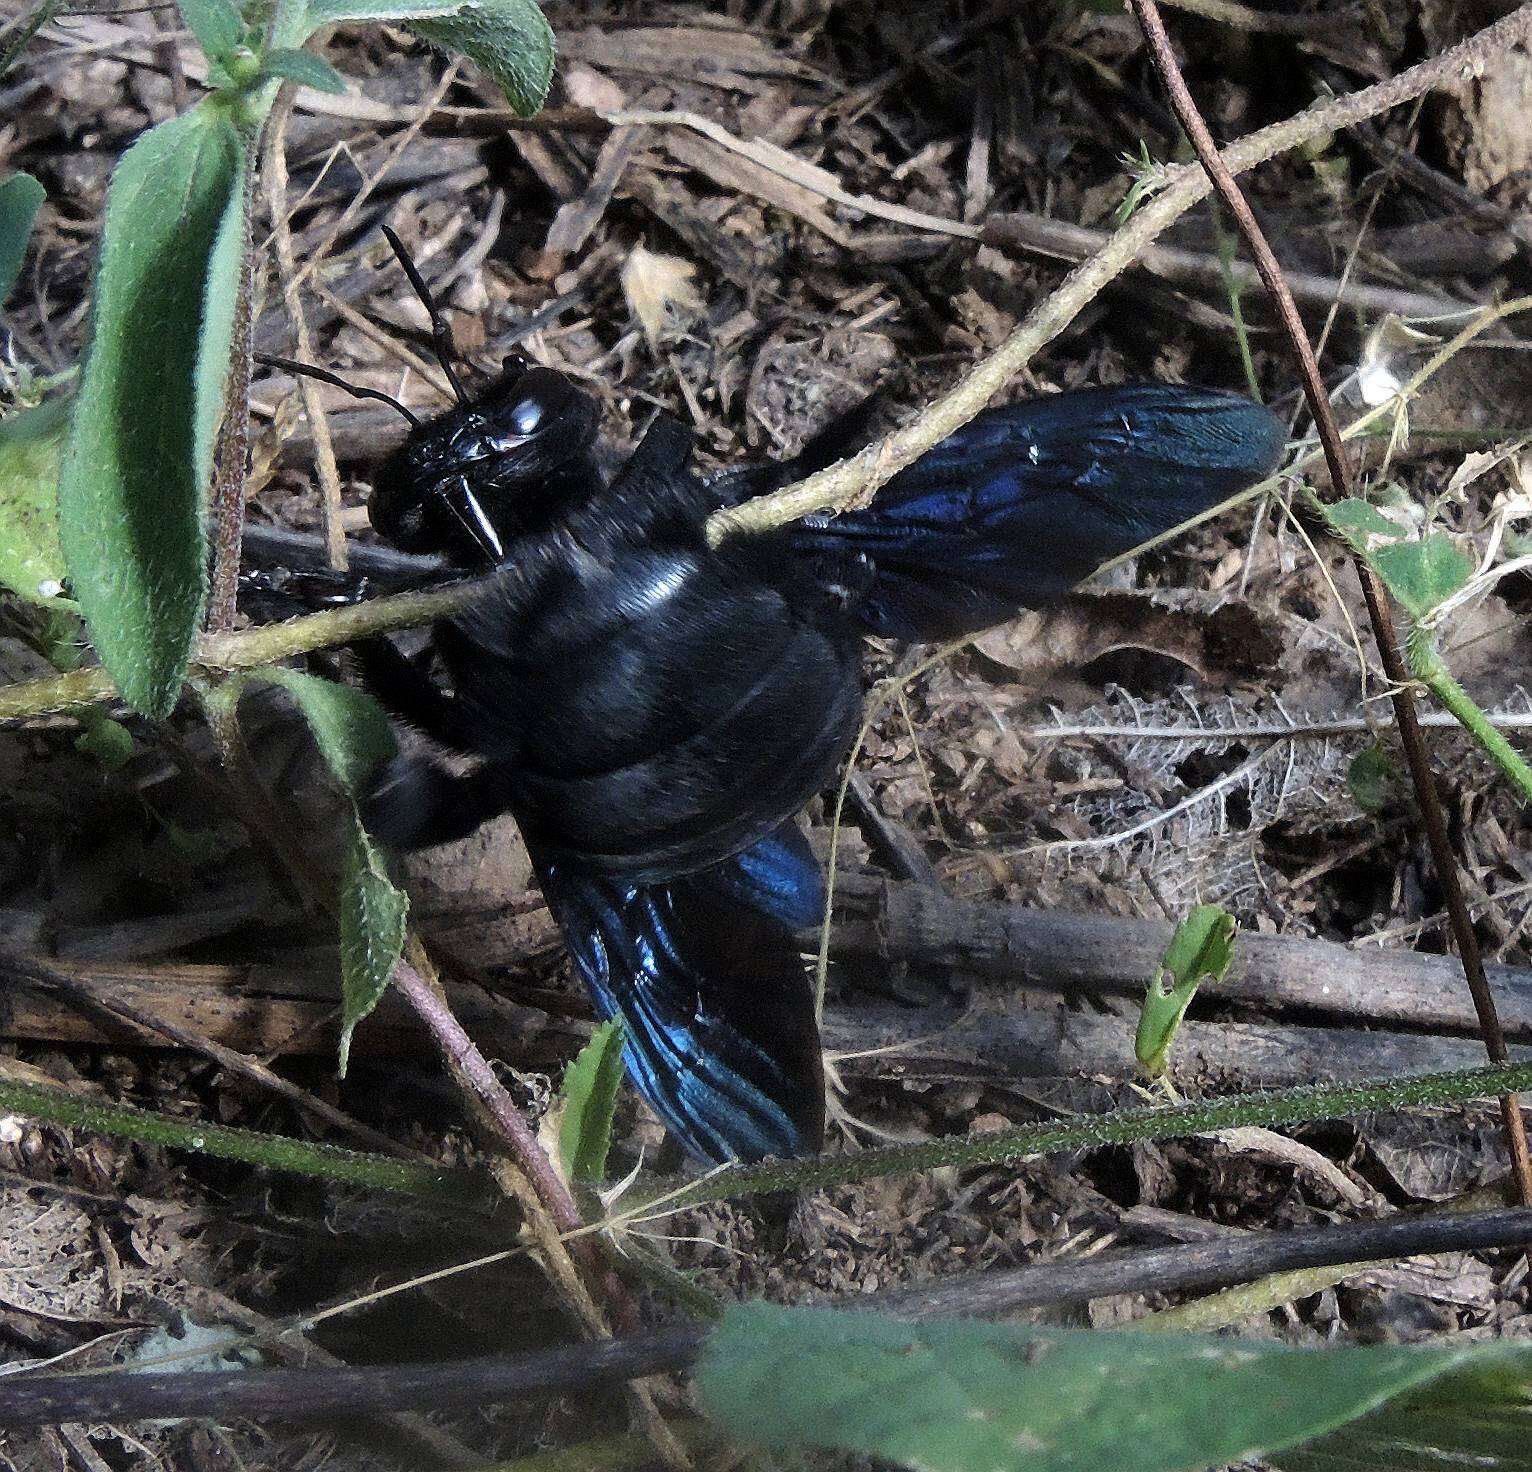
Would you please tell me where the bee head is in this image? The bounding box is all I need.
[369,362,600,564]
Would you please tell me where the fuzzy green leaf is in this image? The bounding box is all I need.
[0,172,45,306]
[257,666,396,796]
[1346,744,1396,815]
[260,46,349,92]
[558,1018,625,1184]
[1276,1359,1532,1471]
[0,396,69,605]
[303,0,471,22]
[252,668,402,1072]
[1371,534,1473,621]
[337,818,408,1076]
[75,714,136,769]
[1322,496,1401,555]
[408,0,554,116]
[1134,904,1236,1078]
[58,103,249,718]
[699,1305,1530,1472]
[176,0,244,61]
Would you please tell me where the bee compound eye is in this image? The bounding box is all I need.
[510,396,544,436]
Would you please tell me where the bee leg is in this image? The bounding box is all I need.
[360,755,515,851]
[352,635,468,751]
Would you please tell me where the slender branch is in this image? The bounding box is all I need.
[1408,635,1532,802]
[1127,0,1532,1208]
[640,1062,1532,1210]
[207,166,257,632]
[0,1075,483,1203]
[392,949,644,1346]
[199,579,485,667]
[703,3,1532,544]
[1,947,422,1160]
[6,1206,1529,1428]
[391,956,592,1254]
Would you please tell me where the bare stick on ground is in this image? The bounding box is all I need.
[6,1207,1529,1429]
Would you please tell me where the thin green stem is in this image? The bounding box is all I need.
[1408,630,1532,802]
[0,1076,487,1203]
[1215,221,1261,402]
[198,579,484,668]
[635,1062,1532,1211]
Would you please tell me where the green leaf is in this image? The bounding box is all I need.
[1372,533,1473,621]
[337,818,409,1076]
[698,1305,1530,1472]
[248,668,402,1072]
[303,0,472,21]
[409,0,554,116]
[58,102,250,718]
[0,396,69,605]
[1322,496,1401,555]
[176,0,245,61]
[1346,743,1396,815]
[1277,1360,1532,1471]
[0,171,45,306]
[256,666,396,796]
[75,713,136,769]
[1134,904,1235,1078]
[260,46,349,93]
[558,1018,625,1184]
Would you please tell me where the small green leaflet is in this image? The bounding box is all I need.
[338,821,409,1075]
[698,1304,1532,1472]
[1371,534,1473,621]
[58,102,249,718]
[408,0,555,117]
[0,171,45,306]
[260,47,349,93]
[254,668,405,1075]
[1346,743,1396,815]
[175,0,244,62]
[1319,499,1472,622]
[0,395,69,605]
[1323,496,1399,553]
[1134,904,1235,1079]
[75,713,136,769]
[256,667,397,795]
[558,1019,625,1184]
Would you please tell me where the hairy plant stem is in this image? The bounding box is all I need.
[12,1059,1532,1225]
[1407,631,1532,803]
[207,159,259,633]
[1127,0,1532,1209]
[631,1062,1532,1212]
[393,950,601,1273]
[0,1075,484,1201]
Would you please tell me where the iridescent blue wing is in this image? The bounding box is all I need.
[532,823,825,1165]
[789,385,1286,641]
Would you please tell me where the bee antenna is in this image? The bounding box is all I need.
[381,224,469,407]
[255,353,422,429]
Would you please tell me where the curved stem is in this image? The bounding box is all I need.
[1408,631,1532,803]
[635,1061,1532,1212]
[0,1075,484,1202]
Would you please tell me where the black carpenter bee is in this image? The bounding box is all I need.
[265,230,1285,1165]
